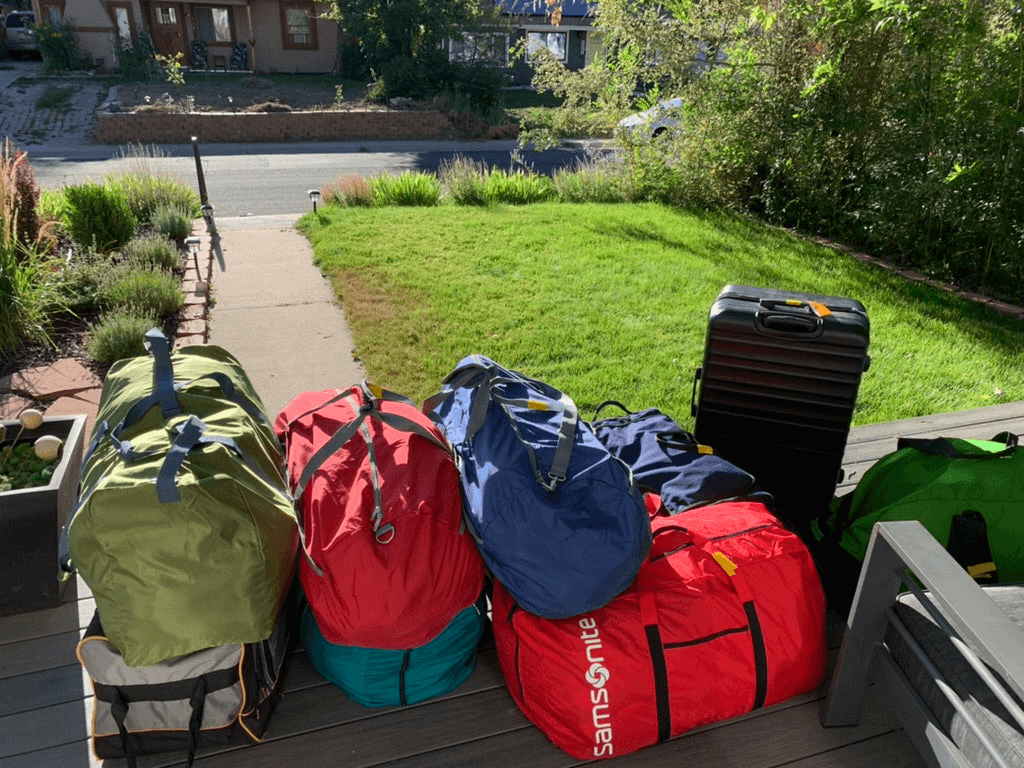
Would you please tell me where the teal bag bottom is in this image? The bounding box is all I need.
[301,597,486,707]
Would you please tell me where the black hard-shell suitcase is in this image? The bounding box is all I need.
[691,285,870,534]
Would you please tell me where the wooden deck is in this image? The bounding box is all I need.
[3,400,1022,768]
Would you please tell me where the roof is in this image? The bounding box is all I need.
[498,0,596,18]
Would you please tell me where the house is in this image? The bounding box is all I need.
[450,0,600,85]
[29,0,339,73]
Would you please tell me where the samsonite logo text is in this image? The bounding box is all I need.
[579,617,613,757]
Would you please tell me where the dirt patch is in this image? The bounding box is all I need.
[115,76,386,114]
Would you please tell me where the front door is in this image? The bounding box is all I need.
[149,3,186,58]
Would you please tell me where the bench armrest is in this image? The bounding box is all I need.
[822,520,1024,727]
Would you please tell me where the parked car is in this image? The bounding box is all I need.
[3,11,37,57]
[616,97,683,142]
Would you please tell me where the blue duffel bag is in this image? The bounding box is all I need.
[425,355,652,619]
[591,400,769,513]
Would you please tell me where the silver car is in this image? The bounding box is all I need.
[3,11,37,57]
[616,97,684,142]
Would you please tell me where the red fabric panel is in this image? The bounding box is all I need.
[276,388,484,649]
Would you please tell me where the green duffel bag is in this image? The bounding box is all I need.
[81,329,285,489]
[811,432,1024,614]
[62,330,298,668]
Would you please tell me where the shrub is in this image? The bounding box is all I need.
[439,157,488,206]
[445,62,506,120]
[0,242,56,354]
[321,174,374,207]
[372,171,441,207]
[38,188,71,230]
[58,250,110,311]
[150,203,194,239]
[1,139,43,251]
[123,234,181,271]
[100,266,184,317]
[484,169,555,205]
[106,148,201,224]
[553,159,635,203]
[63,182,137,251]
[33,20,92,71]
[86,308,158,365]
[117,35,157,82]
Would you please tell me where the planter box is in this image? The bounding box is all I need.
[1,414,86,616]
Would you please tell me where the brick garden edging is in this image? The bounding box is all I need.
[95,109,456,144]
[174,221,215,349]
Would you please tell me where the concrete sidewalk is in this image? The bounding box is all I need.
[204,214,365,419]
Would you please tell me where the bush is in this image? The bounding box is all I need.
[123,234,181,271]
[33,20,92,71]
[63,182,137,251]
[375,56,439,101]
[106,148,201,224]
[1,139,44,251]
[117,35,156,82]
[100,266,184,317]
[439,156,489,206]
[58,250,110,311]
[484,169,555,205]
[445,62,506,120]
[86,308,158,365]
[150,203,194,239]
[372,171,441,207]
[0,243,57,354]
[321,174,374,207]
[553,160,634,203]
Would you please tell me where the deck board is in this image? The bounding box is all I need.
[5,400,1021,768]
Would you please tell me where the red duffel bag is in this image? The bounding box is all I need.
[491,497,827,759]
[275,383,484,649]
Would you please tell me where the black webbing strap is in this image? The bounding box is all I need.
[109,689,139,768]
[743,601,768,709]
[186,677,208,768]
[643,624,672,743]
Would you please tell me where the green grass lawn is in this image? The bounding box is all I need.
[299,202,1024,429]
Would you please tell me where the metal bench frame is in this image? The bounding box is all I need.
[821,520,1024,768]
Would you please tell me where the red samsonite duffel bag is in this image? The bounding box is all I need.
[491,497,827,759]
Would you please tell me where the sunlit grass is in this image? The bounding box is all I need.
[299,202,1024,428]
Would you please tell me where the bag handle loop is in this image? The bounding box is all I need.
[424,356,578,492]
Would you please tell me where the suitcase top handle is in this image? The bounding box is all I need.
[754,299,828,338]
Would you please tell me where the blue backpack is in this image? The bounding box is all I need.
[425,355,652,619]
[591,400,769,513]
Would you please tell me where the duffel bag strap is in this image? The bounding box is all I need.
[145,327,182,419]
[895,432,1018,459]
[646,526,769,711]
[425,357,578,492]
[293,383,452,575]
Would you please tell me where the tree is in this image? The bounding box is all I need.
[324,0,488,72]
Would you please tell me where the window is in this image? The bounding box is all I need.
[43,5,62,23]
[106,2,135,45]
[196,6,232,43]
[280,2,317,50]
[158,7,176,24]
[527,31,565,61]
[449,33,507,65]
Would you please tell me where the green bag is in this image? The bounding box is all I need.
[63,329,298,667]
[812,432,1024,611]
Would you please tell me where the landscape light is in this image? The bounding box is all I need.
[308,189,321,213]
